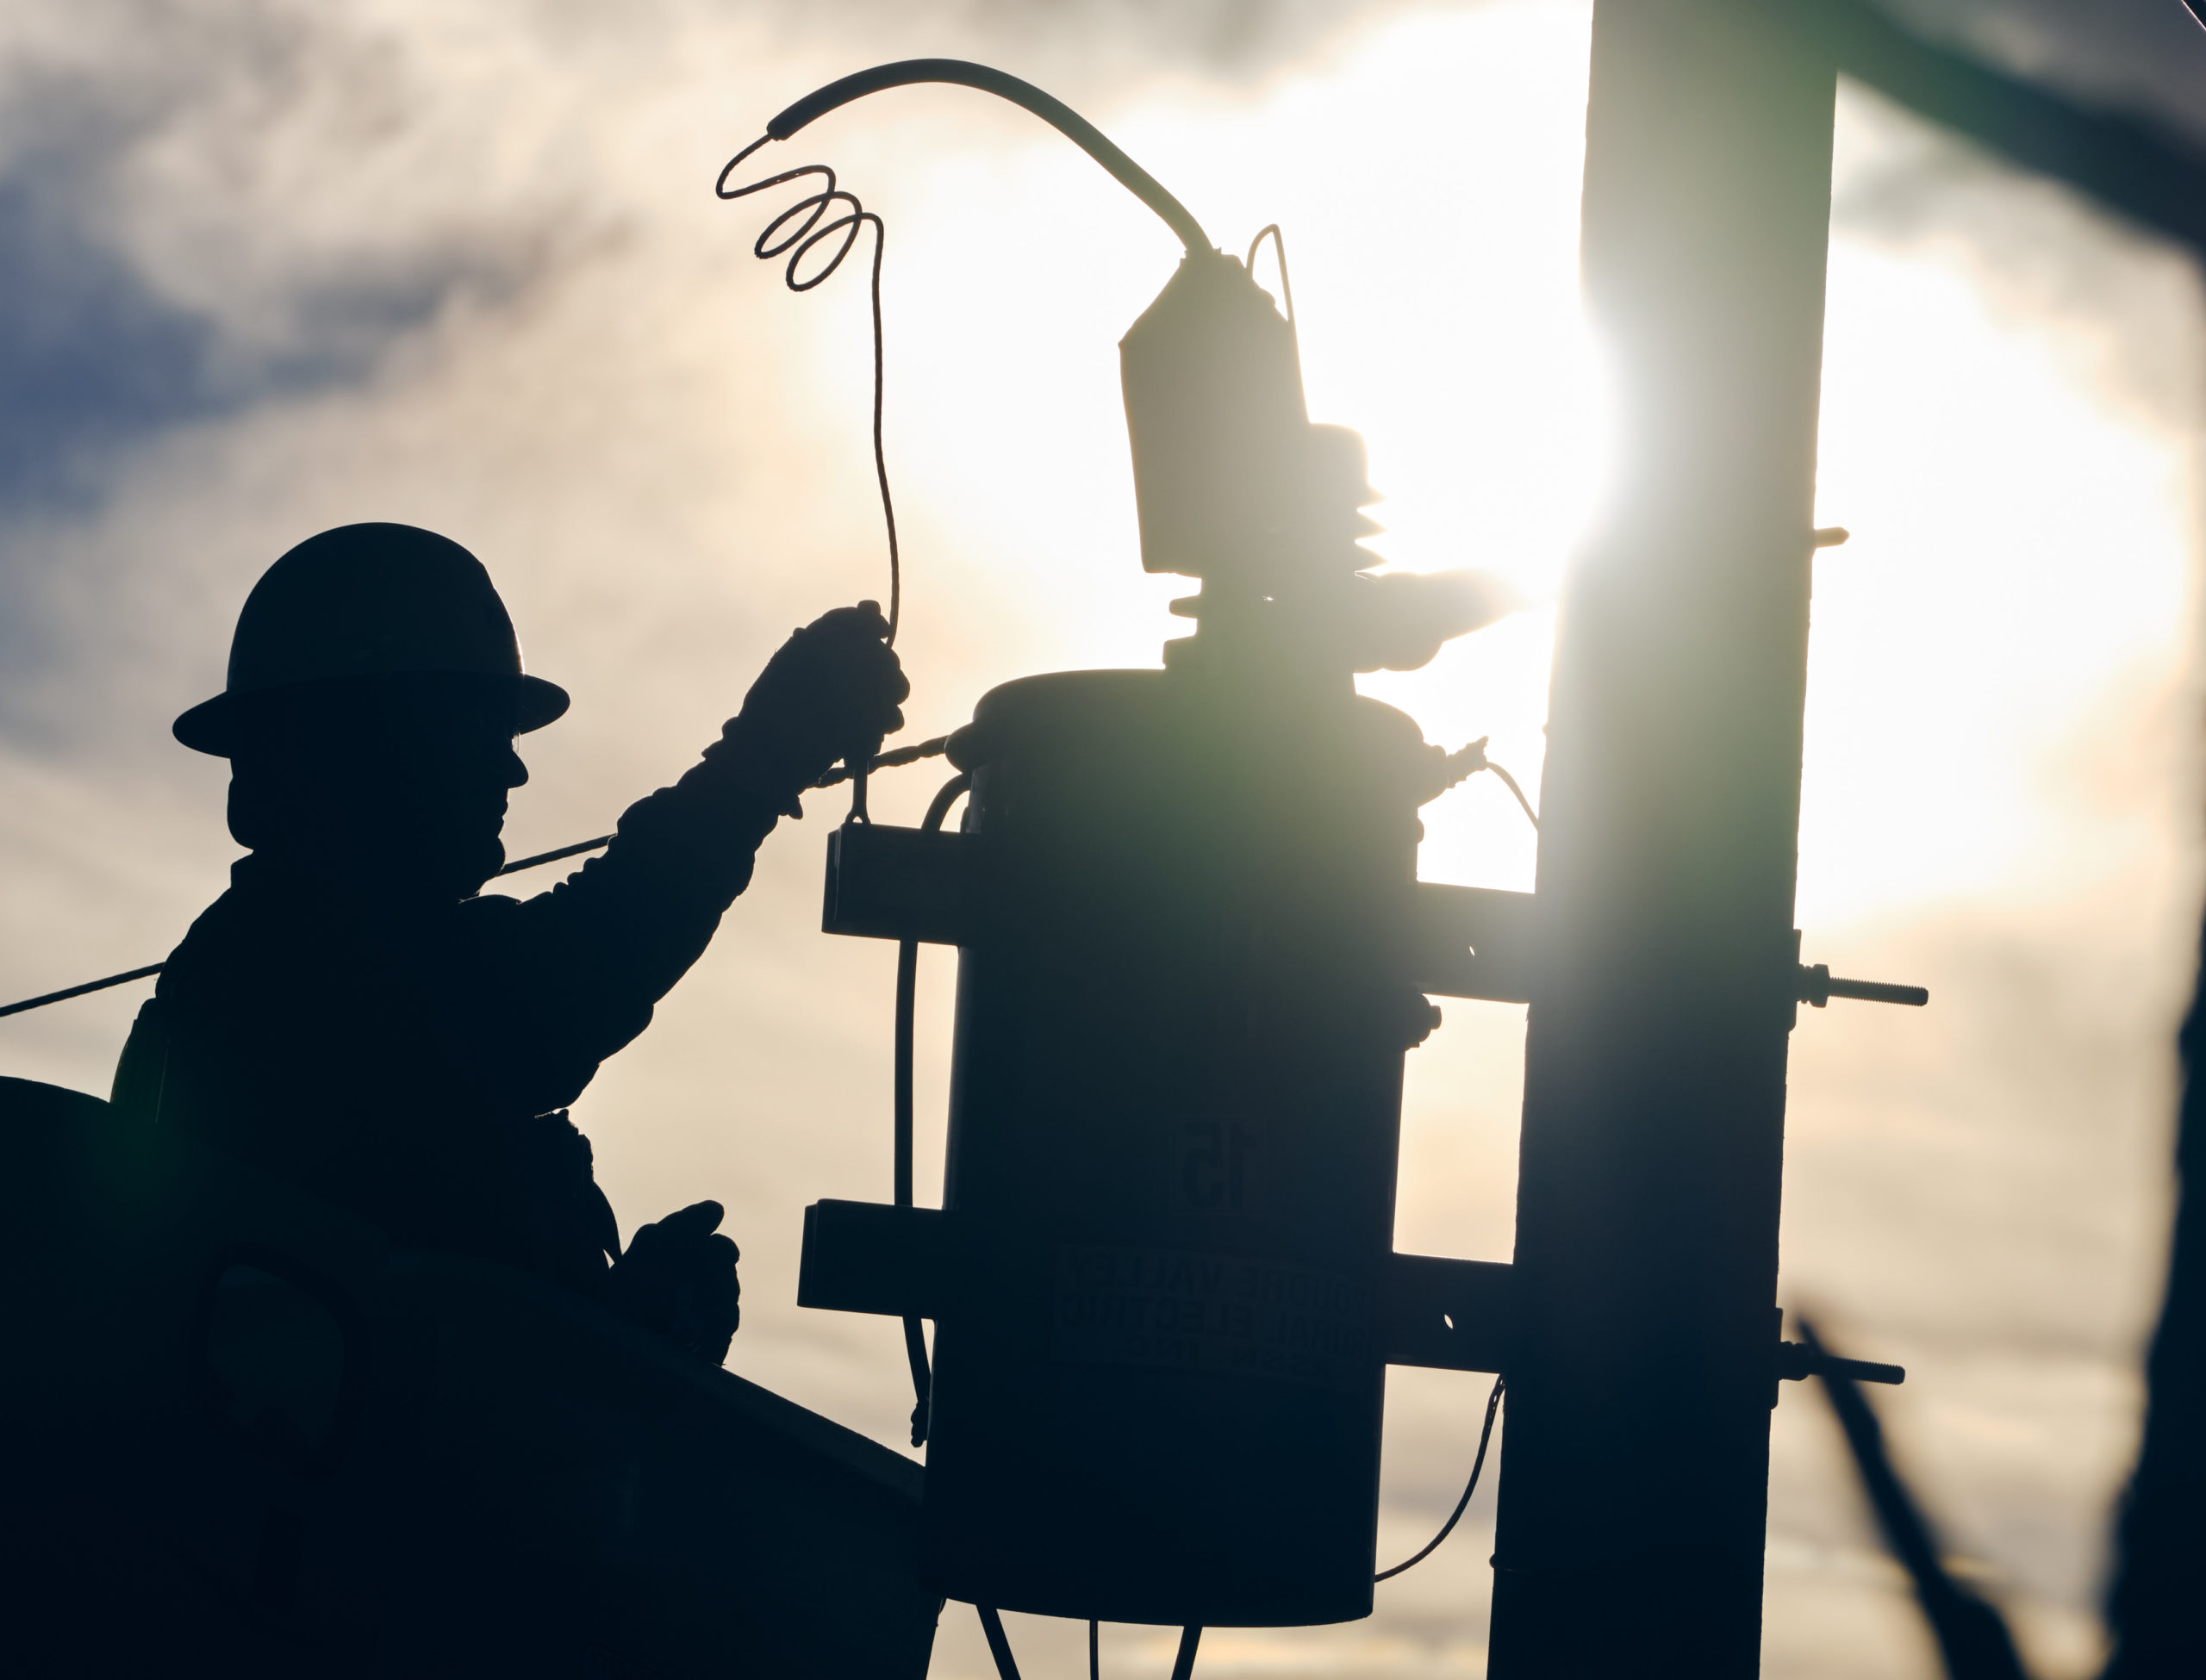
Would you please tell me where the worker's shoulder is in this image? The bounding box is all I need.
[157,860,365,1002]
[153,878,265,999]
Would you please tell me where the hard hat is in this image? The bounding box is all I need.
[172,522,570,756]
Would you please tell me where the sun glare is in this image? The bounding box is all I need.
[855,1,1601,895]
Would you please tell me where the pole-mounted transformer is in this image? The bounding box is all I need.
[763,53,1921,1640]
[813,215,1515,1627]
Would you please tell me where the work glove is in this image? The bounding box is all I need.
[711,601,909,816]
[607,1198,741,1366]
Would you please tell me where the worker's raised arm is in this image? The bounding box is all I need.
[435,602,907,1115]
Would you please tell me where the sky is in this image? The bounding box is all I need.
[1,3,2201,1677]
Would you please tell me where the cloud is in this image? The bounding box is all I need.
[0,10,561,471]
[0,2,601,758]
[1862,0,2206,155]
[0,128,220,509]
[1830,77,2206,436]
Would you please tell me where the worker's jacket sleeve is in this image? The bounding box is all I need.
[429,738,790,1117]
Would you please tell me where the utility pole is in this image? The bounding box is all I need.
[1487,3,1836,1674]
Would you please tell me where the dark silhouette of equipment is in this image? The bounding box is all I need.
[729,58,1929,1659]
[1803,1320,2028,1680]
[2103,909,2206,1679]
[1374,1375,1506,1582]
[776,66,1529,1633]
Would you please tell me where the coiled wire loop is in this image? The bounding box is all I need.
[715,135,901,644]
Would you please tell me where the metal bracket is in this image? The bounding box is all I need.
[1776,1338,1904,1386]
[1381,1251,1514,1373]
[1405,883,1538,1004]
[798,1201,954,1317]
[1406,892,1932,1017]
[797,1207,1917,1403]
[799,1199,1516,1372]
[822,844,1932,1025]
[1796,962,1928,1009]
[822,823,975,945]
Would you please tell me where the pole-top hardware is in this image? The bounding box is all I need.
[1798,962,1929,1009]
[1777,1338,1904,1387]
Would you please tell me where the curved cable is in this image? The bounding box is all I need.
[0,750,965,1022]
[1434,737,1541,833]
[765,59,1208,252]
[893,769,972,1447]
[1245,223,1295,325]
[892,930,925,1437]
[715,60,1210,655]
[1486,762,1540,831]
[715,135,902,646]
[1374,1374,1505,1582]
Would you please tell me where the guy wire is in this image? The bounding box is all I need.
[0,744,957,1021]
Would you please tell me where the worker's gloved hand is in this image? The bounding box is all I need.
[711,601,908,817]
[607,1199,741,1366]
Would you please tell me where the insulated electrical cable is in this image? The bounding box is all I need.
[715,139,900,647]
[1486,761,1539,831]
[1436,737,1541,832]
[0,746,955,1021]
[1,721,1519,1018]
[0,963,166,1022]
[0,837,619,1019]
[714,59,1211,656]
[890,769,970,1447]
[762,59,1207,252]
[0,838,614,1014]
[1374,1374,1505,1583]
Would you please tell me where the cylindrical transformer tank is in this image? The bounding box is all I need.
[919,660,1443,1627]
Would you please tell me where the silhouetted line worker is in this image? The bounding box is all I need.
[111,523,907,1364]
